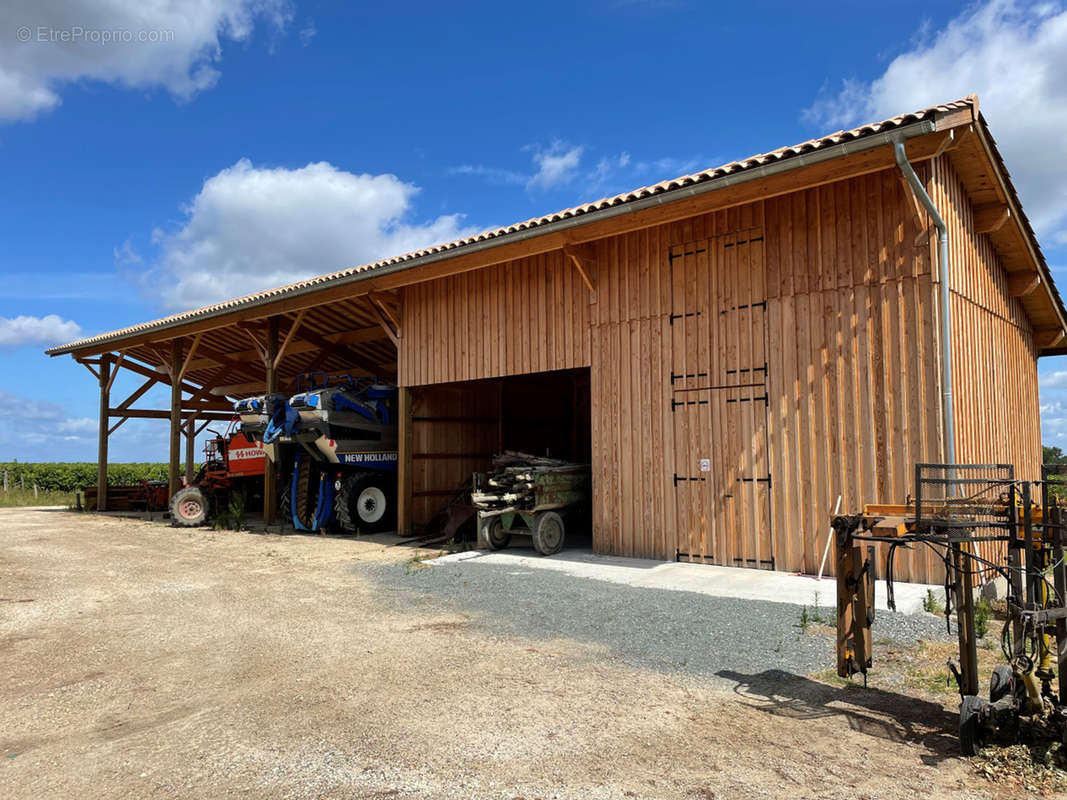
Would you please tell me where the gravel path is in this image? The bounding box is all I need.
[359,553,955,688]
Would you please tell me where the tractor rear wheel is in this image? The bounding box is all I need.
[959,694,986,756]
[279,478,292,526]
[337,473,396,534]
[170,486,209,527]
[989,665,1014,703]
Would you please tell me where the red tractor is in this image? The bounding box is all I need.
[168,424,267,527]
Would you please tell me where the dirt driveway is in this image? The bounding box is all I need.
[0,507,1011,799]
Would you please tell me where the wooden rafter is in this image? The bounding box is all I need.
[369,292,400,328]
[104,353,125,393]
[77,358,101,381]
[897,175,928,242]
[177,334,203,381]
[114,376,159,413]
[146,345,171,376]
[274,309,307,370]
[119,354,205,397]
[1008,272,1041,298]
[107,417,130,436]
[185,341,262,381]
[180,324,390,373]
[240,325,269,366]
[973,202,1011,234]
[1035,328,1066,350]
[107,408,232,421]
[931,129,955,159]
[293,324,392,377]
[365,295,399,346]
[563,244,597,294]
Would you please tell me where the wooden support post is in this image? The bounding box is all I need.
[952,540,979,696]
[852,545,874,672]
[263,317,279,525]
[96,354,111,512]
[185,416,197,484]
[168,338,183,500]
[835,531,857,678]
[397,386,413,535]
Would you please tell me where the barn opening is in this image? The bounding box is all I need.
[410,367,592,547]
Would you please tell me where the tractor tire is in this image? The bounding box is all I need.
[959,694,986,756]
[292,457,314,530]
[279,479,292,527]
[337,473,396,534]
[532,511,565,556]
[170,486,209,527]
[989,665,1014,703]
[478,517,510,551]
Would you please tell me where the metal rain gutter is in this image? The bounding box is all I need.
[893,137,956,476]
[47,119,939,357]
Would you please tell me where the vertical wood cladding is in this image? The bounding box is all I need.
[398,249,591,386]
[397,162,1041,583]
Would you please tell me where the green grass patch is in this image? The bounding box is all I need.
[0,488,78,508]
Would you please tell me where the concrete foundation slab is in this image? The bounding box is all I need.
[432,546,941,615]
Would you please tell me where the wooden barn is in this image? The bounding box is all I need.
[48,95,1065,583]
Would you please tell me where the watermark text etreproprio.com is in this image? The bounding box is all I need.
[16,25,176,44]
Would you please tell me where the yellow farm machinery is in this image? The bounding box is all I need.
[832,462,1067,755]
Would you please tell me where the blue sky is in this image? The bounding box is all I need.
[1,0,1066,461]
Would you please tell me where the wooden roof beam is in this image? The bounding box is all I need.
[1008,272,1041,298]
[181,324,391,373]
[212,358,396,396]
[1035,328,1065,350]
[107,408,233,421]
[563,243,597,297]
[118,353,215,397]
[113,376,159,413]
[176,334,202,382]
[294,324,394,378]
[274,309,307,370]
[973,202,1011,234]
[364,295,399,346]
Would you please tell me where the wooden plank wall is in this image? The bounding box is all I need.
[762,167,946,582]
[398,249,591,386]
[397,162,1043,583]
[930,155,1041,578]
[409,383,498,526]
[931,155,1040,476]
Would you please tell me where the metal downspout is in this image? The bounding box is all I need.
[893,140,956,482]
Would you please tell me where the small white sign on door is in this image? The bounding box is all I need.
[699,458,711,472]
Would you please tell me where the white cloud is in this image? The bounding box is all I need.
[0,314,82,348]
[588,152,632,190]
[526,141,584,191]
[447,163,526,186]
[1043,399,1067,442]
[0,0,293,122]
[1042,370,1067,388]
[134,158,479,310]
[299,21,316,46]
[0,390,98,448]
[804,0,1067,239]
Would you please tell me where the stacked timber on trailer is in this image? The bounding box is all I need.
[472,451,588,514]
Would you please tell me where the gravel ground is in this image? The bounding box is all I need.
[362,555,955,689]
[1,508,1014,800]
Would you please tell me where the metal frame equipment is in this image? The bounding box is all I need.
[832,462,1067,754]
